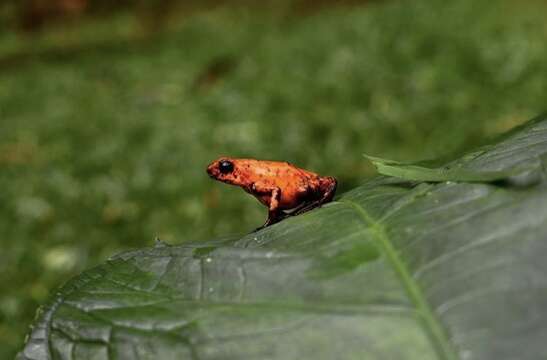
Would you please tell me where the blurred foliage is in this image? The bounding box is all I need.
[1,0,374,33]
[1,0,547,357]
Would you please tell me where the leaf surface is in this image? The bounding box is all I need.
[19,116,547,360]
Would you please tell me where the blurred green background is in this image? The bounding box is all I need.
[1,0,547,357]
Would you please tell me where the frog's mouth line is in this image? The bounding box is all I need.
[218,178,238,186]
[207,171,237,186]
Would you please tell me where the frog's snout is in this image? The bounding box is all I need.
[206,162,218,178]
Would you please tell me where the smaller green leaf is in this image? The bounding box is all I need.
[364,155,532,182]
[366,115,547,183]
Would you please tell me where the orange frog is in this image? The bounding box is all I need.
[207,157,337,230]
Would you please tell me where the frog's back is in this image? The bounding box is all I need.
[235,158,318,180]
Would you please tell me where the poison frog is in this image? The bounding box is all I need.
[207,157,337,230]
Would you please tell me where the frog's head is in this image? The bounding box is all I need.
[207,157,239,185]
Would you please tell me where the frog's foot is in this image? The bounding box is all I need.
[252,210,288,232]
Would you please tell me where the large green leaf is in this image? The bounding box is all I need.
[19,116,547,360]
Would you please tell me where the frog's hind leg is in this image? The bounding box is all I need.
[292,177,337,216]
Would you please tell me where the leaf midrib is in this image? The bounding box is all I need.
[341,199,458,360]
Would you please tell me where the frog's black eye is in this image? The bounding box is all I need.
[219,160,234,174]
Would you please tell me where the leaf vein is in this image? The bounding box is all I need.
[341,199,458,360]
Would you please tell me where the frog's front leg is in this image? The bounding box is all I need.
[251,182,284,231]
